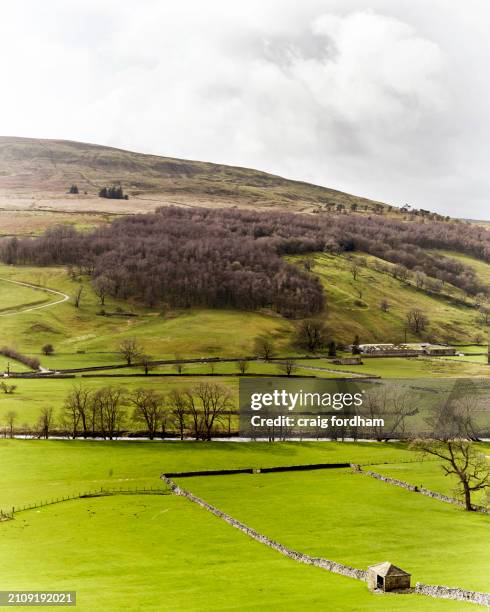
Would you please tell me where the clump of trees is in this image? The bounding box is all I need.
[99,185,128,200]
[68,184,79,194]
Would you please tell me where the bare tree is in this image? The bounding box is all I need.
[130,388,165,439]
[140,354,153,376]
[190,383,232,441]
[168,389,188,440]
[237,360,249,374]
[254,336,275,361]
[37,407,54,439]
[92,387,127,439]
[296,319,328,352]
[411,390,489,511]
[73,285,83,309]
[406,309,429,334]
[379,298,389,312]
[64,385,92,438]
[185,390,202,440]
[118,338,142,366]
[92,275,114,306]
[361,387,418,441]
[350,261,360,280]
[412,439,488,511]
[279,359,296,376]
[173,362,184,375]
[6,411,17,438]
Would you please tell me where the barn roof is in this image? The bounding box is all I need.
[368,562,410,577]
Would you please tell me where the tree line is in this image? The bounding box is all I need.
[17,382,233,441]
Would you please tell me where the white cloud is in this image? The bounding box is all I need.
[0,0,489,218]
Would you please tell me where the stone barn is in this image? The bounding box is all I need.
[367,562,411,592]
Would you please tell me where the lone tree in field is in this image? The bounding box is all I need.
[68,184,79,194]
[350,261,360,280]
[118,338,142,366]
[139,354,154,376]
[411,383,489,511]
[406,309,429,334]
[279,359,296,376]
[254,336,275,361]
[379,298,389,312]
[42,344,54,356]
[296,319,328,352]
[237,360,249,375]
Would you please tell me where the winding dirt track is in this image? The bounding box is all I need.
[0,277,69,316]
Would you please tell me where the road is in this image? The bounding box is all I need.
[0,277,69,316]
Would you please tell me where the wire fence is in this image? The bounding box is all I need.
[0,486,171,521]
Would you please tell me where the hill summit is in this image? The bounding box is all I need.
[0,136,390,214]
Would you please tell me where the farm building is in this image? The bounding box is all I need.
[367,562,411,592]
[358,343,456,357]
[421,344,457,356]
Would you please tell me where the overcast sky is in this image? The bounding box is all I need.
[0,1,489,218]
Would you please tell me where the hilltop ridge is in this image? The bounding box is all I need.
[0,136,391,215]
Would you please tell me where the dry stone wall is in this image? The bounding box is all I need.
[352,465,490,515]
[161,474,366,581]
[415,583,490,607]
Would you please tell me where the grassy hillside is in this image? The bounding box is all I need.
[0,136,391,220]
[291,252,487,344]
[0,258,487,366]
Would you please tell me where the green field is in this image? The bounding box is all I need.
[0,278,52,312]
[181,468,490,592]
[2,494,473,612]
[0,264,296,371]
[0,440,487,611]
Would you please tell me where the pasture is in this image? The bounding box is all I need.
[0,440,486,611]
